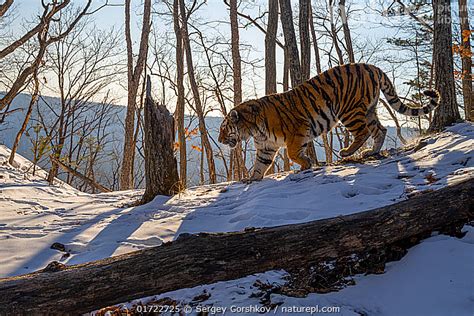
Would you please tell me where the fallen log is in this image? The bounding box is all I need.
[51,155,111,193]
[0,178,472,314]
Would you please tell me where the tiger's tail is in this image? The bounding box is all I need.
[378,69,440,117]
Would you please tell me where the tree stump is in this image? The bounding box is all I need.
[141,75,179,203]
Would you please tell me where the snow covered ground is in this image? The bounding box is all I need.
[1,123,473,315]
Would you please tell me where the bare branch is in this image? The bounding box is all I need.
[0,0,13,18]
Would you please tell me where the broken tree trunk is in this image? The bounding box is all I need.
[0,179,472,314]
[50,155,111,193]
[141,76,179,203]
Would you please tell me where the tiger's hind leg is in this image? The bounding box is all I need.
[339,111,371,158]
[362,112,387,158]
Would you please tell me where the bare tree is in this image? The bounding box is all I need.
[279,0,302,87]
[299,0,311,79]
[309,5,322,74]
[8,69,39,165]
[179,0,217,184]
[338,0,354,63]
[429,0,461,131]
[309,4,332,163]
[0,0,13,18]
[265,0,278,95]
[458,0,473,121]
[120,0,152,190]
[7,20,47,165]
[0,0,93,114]
[0,0,69,60]
[6,1,107,168]
[229,0,247,180]
[327,0,344,64]
[173,0,187,188]
[298,0,318,163]
[32,16,122,185]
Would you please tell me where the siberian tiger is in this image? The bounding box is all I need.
[218,63,440,182]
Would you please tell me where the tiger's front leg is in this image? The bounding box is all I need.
[287,138,312,171]
[248,145,278,182]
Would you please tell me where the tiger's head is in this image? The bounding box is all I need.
[218,109,241,148]
[218,100,261,148]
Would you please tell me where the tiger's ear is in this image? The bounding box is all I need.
[229,110,239,123]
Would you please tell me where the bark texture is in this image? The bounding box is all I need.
[458,0,473,121]
[179,0,216,184]
[173,0,187,188]
[328,0,344,64]
[339,0,354,63]
[229,0,247,181]
[429,0,461,131]
[8,68,39,165]
[279,0,302,87]
[0,0,13,18]
[299,0,311,80]
[280,0,317,164]
[0,179,472,314]
[264,0,280,174]
[120,0,152,190]
[141,77,179,203]
[265,0,278,95]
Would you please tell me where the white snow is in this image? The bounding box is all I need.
[1,123,473,315]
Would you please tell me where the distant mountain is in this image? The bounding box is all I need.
[0,93,419,188]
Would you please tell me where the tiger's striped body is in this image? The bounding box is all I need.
[218,63,439,181]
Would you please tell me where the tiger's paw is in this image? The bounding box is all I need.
[241,178,253,184]
[360,149,375,158]
[241,176,263,184]
[339,148,351,157]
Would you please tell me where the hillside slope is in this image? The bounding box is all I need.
[1,123,473,315]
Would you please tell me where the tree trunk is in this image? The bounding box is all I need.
[264,0,279,174]
[265,0,278,95]
[328,0,344,65]
[141,77,179,203]
[8,69,40,165]
[309,5,331,163]
[173,0,187,189]
[120,0,152,190]
[0,0,13,18]
[282,45,291,171]
[298,0,318,164]
[339,0,355,63]
[279,0,302,87]
[229,0,247,181]
[299,0,311,80]
[309,4,322,74]
[179,0,216,184]
[0,179,472,314]
[230,0,242,105]
[280,0,317,164]
[458,0,473,121]
[429,0,461,131]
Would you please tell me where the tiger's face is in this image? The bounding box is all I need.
[218,110,240,148]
